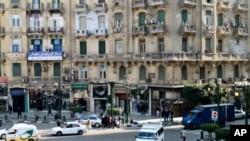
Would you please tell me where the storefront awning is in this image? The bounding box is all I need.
[71,84,88,90]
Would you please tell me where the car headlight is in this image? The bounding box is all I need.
[187,120,191,124]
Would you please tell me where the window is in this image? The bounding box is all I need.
[217,65,223,78]
[98,15,105,28]
[79,16,86,29]
[115,40,123,54]
[79,0,85,4]
[218,13,223,26]
[99,65,106,79]
[98,0,105,3]
[51,38,62,51]
[235,15,240,27]
[206,0,211,3]
[138,12,146,26]
[11,0,19,4]
[119,66,126,80]
[12,63,21,77]
[80,66,88,79]
[158,65,165,80]
[80,41,87,55]
[205,38,212,53]
[205,11,212,26]
[157,10,165,23]
[99,41,105,54]
[30,14,42,31]
[139,65,146,80]
[31,39,42,51]
[200,66,206,80]
[11,14,21,28]
[181,10,188,24]
[182,38,187,52]
[53,63,61,76]
[158,38,164,52]
[234,65,240,78]
[34,63,41,77]
[139,39,146,53]
[217,39,222,52]
[114,13,123,27]
[12,38,21,52]
[181,65,188,80]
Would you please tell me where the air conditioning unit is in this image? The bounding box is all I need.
[242,24,246,28]
[71,70,78,74]
[114,27,121,33]
[145,20,149,24]
[206,26,212,30]
[151,18,157,24]
[63,52,67,58]
[63,68,70,73]
[21,77,29,83]
[63,76,71,81]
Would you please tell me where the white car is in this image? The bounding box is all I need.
[235,109,245,119]
[76,115,102,128]
[0,123,28,139]
[51,121,87,136]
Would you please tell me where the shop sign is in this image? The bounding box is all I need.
[0,77,8,83]
[71,84,88,90]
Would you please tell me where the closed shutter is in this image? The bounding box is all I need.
[235,15,240,27]
[99,41,105,54]
[34,63,41,77]
[12,63,21,77]
[80,41,87,55]
[158,10,165,22]
[218,14,223,26]
[139,12,146,26]
[181,10,187,23]
[53,63,61,76]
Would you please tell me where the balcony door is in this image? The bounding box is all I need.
[34,63,41,77]
[32,0,40,8]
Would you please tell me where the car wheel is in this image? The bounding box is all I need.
[78,130,83,135]
[1,134,6,139]
[56,131,62,136]
[28,139,34,141]
[95,123,100,128]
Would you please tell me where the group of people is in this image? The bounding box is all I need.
[8,104,23,119]
[101,115,120,128]
[156,105,174,123]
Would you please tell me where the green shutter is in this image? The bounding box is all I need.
[99,41,105,54]
[53,63,61,76]
[40,39,43,45]
[139,12,146,26]
[235,15,240,27]
[13,63,21,77]
[218,14,223,26]
[31,39,35,45]
[158,10,165,22]
[34,63,41,77]
[181,10,188,23]
[80,41,87,55]
[51,39,54,44]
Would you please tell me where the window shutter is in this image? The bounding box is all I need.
[139,12,146,26]
[80,41,87,55]
[99,41,105,54]
[51,39,54,44]
[181,10,187,23]
[158,10,165,22]
[31,39,35,45]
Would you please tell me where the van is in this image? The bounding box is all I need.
[135,123,164,141]
[5,123,38,141]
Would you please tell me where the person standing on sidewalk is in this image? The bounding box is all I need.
[181,129,186,141]
[9,104,12,115]
[17,106,22,119]
[47,104,53,116]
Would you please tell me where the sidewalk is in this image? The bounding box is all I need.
[0,110,182,126]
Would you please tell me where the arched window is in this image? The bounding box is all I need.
[234,65,240,78]
[139,65,146,80]
[158,65,165,80]
[205,11,212,26]
[119,66,126,80]
[80,65,88,79]
[99,65,106,79]
[200,66,206,80]
[217,65,223,78]
[181,65,188,80]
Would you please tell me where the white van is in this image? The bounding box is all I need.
[5,123,38,141]
[135,123,164,141]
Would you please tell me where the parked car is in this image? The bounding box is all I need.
[235,109,245,119]
[76,115,102,128]
[51,121,87,136]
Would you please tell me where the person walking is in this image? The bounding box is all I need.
[57,119,62,127]
[86,118,92,130]
[9,104,12,115]
[17,106,22,119]
[181,129,186,141]
[47,104,53,116]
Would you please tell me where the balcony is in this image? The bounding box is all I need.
[27,3,43,12]
[48,27,64,36]
[95,3,107,13]
[27,27,44,37]
[75,4,88,14]
[149,24,167,34]
[202,0,214,7]
[233,27,248,37]
[217,26,231,36]
[132,0,147,9]
[0,3,4,13]
[48,2,63,13]
[179,24,196,35]
[94,28,108,37]
[0,27,5,37]
[204,25,215,34]
[28,51,63,61]
[133,26,147,36]
[149,0,167,7]
[72,54,108,62]
[75,29,90,37]
[179,0,196,8]
[11,3,20,9]
[3,52,27,59]
[233,3,248,13]
[217,1,230,11]
[112,0,125,9]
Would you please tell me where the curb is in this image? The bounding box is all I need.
[122,122,181,128]
[1,120,57,124]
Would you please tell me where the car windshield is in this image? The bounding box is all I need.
[137,132,155,139]
[186,111,196,118]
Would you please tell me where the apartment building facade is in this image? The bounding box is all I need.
[0,0,249,116]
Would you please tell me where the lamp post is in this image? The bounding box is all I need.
[108,82,115,128]
[234,81,249,125]
[55,77,62,119]
[124,76,130,123]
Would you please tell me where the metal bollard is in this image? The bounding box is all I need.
[24,115,27,120]
[63,116,66,122]
[44,116,47,121]
[5,115,7,120]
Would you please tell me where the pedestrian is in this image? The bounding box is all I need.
[9,104,12,115]
[156,105,160,117]
[169,110,174,123]
[57,119,62,127]
[86,118,91,130]
[47,104,53,116]
[17,106,22,119]
[181,129,186,141]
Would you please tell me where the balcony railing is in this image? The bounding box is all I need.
[133,26,147,35]
[95,3,107,13]
[217,1,230,11]
[132,0,147,9]
[217,26,231,36]
[3,52,27,59]
[48,2,63,12]
[48,27,64,35]
[112,0,125,9]
[233,27,248,37]
[27,3,43,12]
[95,28,108,36]
[179,0,196,8]
[27,27,44,36]
[234,3,248,12]
[75,29,90,37]
[179,24,196,34]
[150,24,166,34]
[149,0,167,7]
[75,4,88,13]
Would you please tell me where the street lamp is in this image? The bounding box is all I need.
[54,77,62,119]
[234,81,249,125]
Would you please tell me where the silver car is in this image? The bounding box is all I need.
[235,109,245,119]
[77,115,102,128]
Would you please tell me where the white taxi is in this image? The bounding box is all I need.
[51,121,87,136]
